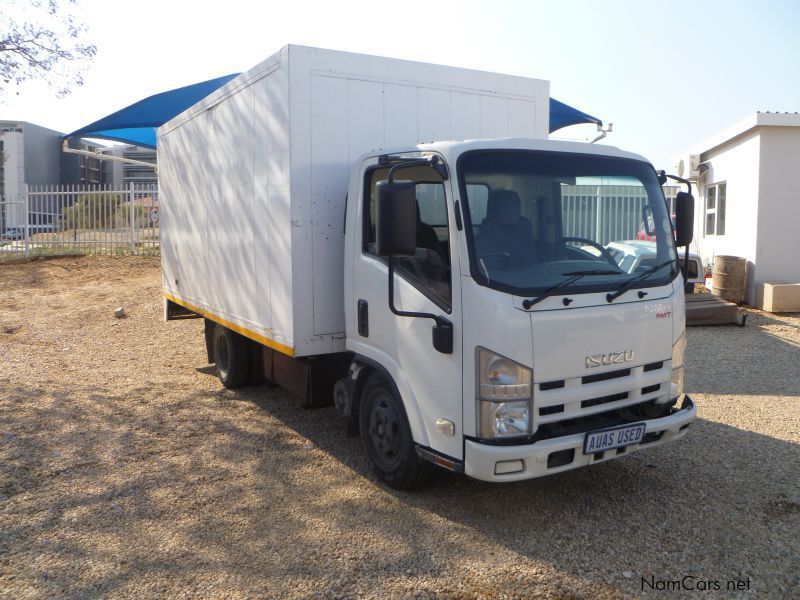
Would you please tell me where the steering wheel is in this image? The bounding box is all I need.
[562,237,619,268]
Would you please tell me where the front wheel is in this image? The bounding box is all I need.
[359,374,432,490]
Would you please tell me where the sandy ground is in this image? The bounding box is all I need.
[1,256,798,598]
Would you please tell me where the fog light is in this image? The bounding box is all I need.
[494,459,524,475]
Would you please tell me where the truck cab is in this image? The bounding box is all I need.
[340,138,696,486]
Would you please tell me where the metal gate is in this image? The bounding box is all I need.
[0,182,159,259]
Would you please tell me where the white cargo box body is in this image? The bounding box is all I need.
[158,45,549,357]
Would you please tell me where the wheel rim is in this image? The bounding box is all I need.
[367,391,404,470]
[216,333,230,376]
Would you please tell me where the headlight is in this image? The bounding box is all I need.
[670,333,687,400]
[477,348,532,438]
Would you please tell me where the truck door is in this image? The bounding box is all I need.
[349,158,463,461]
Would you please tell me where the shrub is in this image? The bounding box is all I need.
[60,193,124,230]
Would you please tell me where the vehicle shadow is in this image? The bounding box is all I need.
[3,375,797,597]
[234,384,799,597]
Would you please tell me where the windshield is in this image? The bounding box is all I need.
[458,150,678,296]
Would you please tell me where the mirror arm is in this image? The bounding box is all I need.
[379,155,449,181]
[388,258,453,354]
[664,173,692,194]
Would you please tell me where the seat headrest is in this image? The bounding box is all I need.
[490,190,522,226]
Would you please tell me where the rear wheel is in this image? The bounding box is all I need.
[212,324,251,388]
[359,373,432,489]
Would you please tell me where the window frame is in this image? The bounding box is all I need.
[361,163,454,313]
[704,181,727,237]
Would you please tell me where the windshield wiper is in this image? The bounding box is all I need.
[606,259,676,303]
[522,270,621,309]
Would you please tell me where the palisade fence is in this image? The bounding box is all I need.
[0,182,678,260]
[561,185,679,245]
[0,182,159,259]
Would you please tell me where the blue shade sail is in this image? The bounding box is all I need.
[66,74,600,146]
[549,97,602,133]
[64,73,241,148]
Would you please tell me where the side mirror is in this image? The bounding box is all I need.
[376,179,417,256]
[674,191,695,247]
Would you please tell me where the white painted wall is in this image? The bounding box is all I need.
[754,127,800,303]
[693,131,762,303]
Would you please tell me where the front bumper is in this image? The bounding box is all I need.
[464,395,696,482]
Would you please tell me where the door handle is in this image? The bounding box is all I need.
[357,299,369,337]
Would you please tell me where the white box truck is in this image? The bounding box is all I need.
[159,45,697,488]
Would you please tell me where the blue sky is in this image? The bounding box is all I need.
[2,0,798,170]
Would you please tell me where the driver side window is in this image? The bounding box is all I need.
[363,166,451,308]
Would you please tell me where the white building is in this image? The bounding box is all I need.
[675,112,800,308]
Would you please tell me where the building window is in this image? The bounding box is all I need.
[705,182,726,236]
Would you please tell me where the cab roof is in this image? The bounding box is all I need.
[371,137,652,167]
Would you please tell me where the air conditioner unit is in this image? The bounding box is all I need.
[675,154,700,180]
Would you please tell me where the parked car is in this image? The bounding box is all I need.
[1,228,25,241]
[605,240,703,292]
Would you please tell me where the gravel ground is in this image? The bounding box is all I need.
[1,256,798,599]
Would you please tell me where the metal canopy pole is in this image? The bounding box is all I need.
[61,140,157,170]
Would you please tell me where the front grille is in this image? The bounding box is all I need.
[581,391,628,409]
[534,360,671,429]
[582,368,631,384]
[539,379,565,391]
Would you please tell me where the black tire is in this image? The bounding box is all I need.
[684,282,694,294]
[359,373,432,490]
[212,324,251,388]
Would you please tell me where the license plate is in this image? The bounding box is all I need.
[583,422,646,455]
